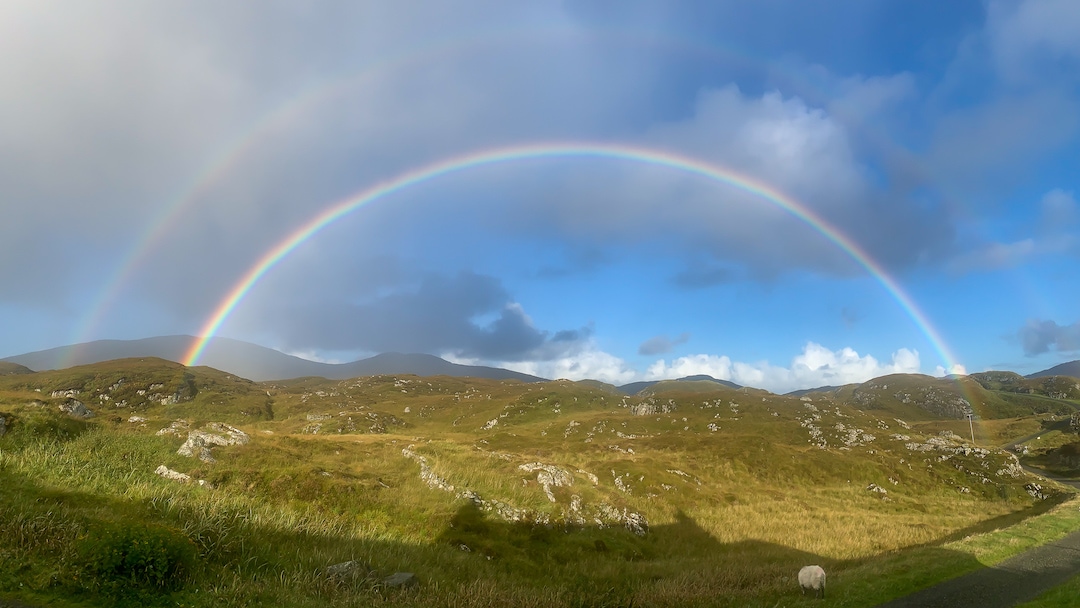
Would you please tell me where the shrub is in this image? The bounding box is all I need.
[72,521,196,598]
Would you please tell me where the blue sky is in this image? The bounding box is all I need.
[1,0,1078,392]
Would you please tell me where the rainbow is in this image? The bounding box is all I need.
[182,142,964,384]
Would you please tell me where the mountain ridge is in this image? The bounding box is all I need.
[5,336,1078,392]
[1,336,544,384]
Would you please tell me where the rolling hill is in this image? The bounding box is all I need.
[618,374,742,395]
[1029,360,1080,380]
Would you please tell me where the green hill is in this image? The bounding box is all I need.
[971,371,1080,401]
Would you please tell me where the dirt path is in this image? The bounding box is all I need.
[875,525,1080,607]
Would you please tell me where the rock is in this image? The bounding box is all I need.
[156,419,190,436]
[128,416,146,423]
[325,560,372,584]
[177,424,250,463]
[59,399,93,418]
[518,462,573,502]
[155,465,191,483]
[381,572,417,589]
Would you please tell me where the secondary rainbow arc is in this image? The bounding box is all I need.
[182,142,963,390]
[72,27,889,367]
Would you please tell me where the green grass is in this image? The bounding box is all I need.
[2,361,1080,606]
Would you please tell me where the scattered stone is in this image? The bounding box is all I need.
[155,465,191,483]
[128,416,146,423]
[156,419,190,437]
[325,560,372,584]
[59,399,93,418]
[866,483,889,499]
[381,572,417,589]
[50,389,80,398]
[402,447,455,492]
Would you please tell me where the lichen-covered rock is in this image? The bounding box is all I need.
[156,419,190,436]
[177,424,250,463]
[595,503,649,536]
[154,465,191,483]
[627,397,677,416]
[59,399,93,418]
[518,462,573,502]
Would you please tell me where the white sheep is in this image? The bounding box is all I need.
[798,565,826,599]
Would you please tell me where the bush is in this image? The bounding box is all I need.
[73,521,196,598]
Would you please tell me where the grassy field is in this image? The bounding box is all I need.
[2,360,1080,607]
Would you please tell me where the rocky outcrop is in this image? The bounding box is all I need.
[401,447,648,534]
[177,423,249,463]
[626,397,677,416]
[853,382,972,419]
[518,462,573,502]
[59,399,93,418]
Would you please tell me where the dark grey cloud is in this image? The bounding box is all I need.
[268,271,589,361]
[1018,319,1080,356]
[638,332,690,355]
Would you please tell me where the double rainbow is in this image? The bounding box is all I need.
[181,142,962,384]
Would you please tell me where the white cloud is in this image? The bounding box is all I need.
[451,341,639,386]
[934,364,969,376]
[645,343,922,394]
[466,341,926,394]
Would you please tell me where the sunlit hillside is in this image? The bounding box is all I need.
[3,360,1080,606]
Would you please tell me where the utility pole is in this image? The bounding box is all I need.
[967,413,975,444]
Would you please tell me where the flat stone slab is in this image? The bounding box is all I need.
[382,572,418,589]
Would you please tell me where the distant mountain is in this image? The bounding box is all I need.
[618,374,742,395]
[1028,361,1080,380]
[1,336,544,383]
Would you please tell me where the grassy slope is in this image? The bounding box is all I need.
[1,363,1079,607]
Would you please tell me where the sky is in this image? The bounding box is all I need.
[1,0,1078,393]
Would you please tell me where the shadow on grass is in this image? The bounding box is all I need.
[1,464,1070,608]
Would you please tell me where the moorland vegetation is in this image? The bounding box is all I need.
[3,358,1080,607]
